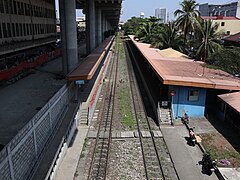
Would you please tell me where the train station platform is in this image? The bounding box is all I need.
[128,35,240,179]
[32,37,114,179]
[161,125,218,180]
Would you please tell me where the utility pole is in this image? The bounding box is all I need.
[203,20,208,75]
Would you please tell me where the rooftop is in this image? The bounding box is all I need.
[218,92,240,113]
[129,35,240,90]
[224,32,240,43]
[201,16,240,20]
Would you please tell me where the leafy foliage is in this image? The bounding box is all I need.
[194,19,223,60]
[135,17,162,43]
[123,17,147,35]
[174,0,200,41]
[207,47,240,75]
[152,22,185,52]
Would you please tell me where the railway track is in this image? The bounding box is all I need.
[125,40,179,180]
[87,43,119,180]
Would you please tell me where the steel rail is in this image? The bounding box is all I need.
[87,41,118,180]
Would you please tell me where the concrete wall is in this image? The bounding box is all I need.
[0,83,74,180]
[213,19,240,35]
[170,86,206,118]
[88,42,113,122]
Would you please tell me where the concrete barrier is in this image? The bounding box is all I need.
[0,83,75,180]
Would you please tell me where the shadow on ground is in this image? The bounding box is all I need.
[207,112,240,152]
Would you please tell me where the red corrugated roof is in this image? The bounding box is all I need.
[224,32,240,42]
[129,35,240,90]
[201,16,240,20]
[218,92,240,113]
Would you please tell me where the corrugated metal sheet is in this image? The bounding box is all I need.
[218,92,240,113]
[129,35,240,90]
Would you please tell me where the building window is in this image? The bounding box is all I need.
[2,23,7,38]
[221,22,225,26]
[19,23,22,36]
[7,23,11,37]
[16,23,19,36]
[13,0,17,14]
[26,24,29,35]
[12,23,15,37]
[23,23,26,36]
[9,0,13,14]
[226,31,230,35]
[0,0,4,13]
[4,0,8,14]
[188,90,199,101]
[0,24,2,38]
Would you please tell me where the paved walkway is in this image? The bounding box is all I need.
[161,125,218,180]
[54,124,89,180]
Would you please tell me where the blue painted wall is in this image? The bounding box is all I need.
[169,86,206,118]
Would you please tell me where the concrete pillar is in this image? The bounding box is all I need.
[97,8,102,45]
[102,14,106,40]
[59,0,67,75]
[86,0,96,54]
[59,0,78,74]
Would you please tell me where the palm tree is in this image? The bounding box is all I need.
[174,0,200,42]
[136,17,161,43]
[152,22,185,52]
[195,19,222,61]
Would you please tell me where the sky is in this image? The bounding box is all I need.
[120,0,236,21]
[55,0,237,21]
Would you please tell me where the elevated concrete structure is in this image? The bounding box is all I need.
[0,0,122,179]
[77,0,122,54]
[59,0,121,74]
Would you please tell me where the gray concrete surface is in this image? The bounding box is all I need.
[189,118,240,180]
[54,124,89,180]
[0,43,86,148]
[161,126,218,180]
[0,58,66,146]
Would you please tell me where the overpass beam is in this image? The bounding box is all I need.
[59,0,78,74]
[86,0,96,54]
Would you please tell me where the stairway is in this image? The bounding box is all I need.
[79,102,89,125]
[159,108,172,125]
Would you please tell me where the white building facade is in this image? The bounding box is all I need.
[155,8,167,23]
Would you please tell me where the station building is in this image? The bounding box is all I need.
[129,35,240,120]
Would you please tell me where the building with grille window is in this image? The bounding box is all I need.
[0,0,56,55]
[199,1,240,18]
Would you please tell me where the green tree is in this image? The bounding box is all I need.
[135,17,161,43]
[207,47,240,75]
[195,19,222,61]
[174,0,200,42]
[123,17,146,35]
[152,22,185,52]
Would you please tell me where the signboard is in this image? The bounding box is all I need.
[170,90,176,96]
